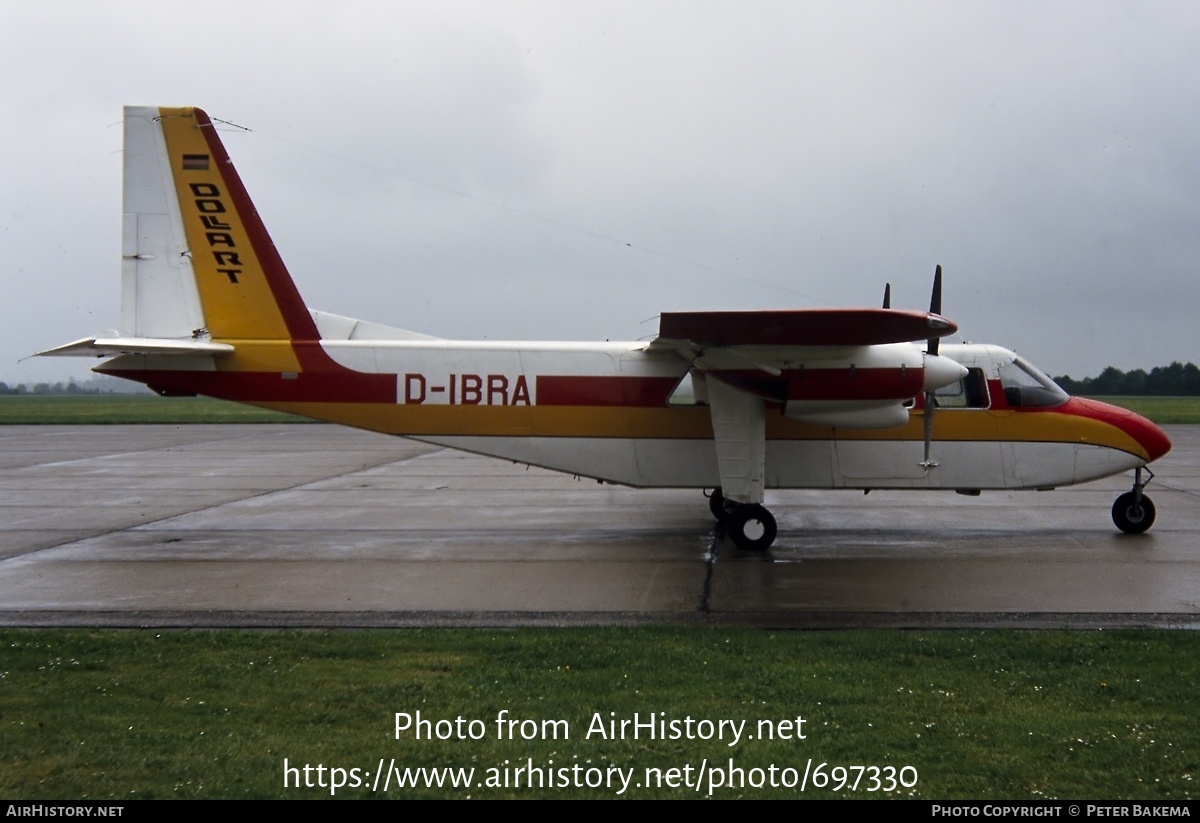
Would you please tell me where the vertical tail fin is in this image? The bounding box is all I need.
[43,106,396,404]
[123,106,318,343]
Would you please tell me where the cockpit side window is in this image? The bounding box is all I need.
[933,367,990,409]
[998,357,1069,408]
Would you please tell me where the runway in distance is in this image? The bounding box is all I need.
[39,106,1172,550]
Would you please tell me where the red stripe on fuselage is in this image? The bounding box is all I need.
[103,370,682,408]
[536,375,679,406]
[134,369,924,407]
[101,368,397,404]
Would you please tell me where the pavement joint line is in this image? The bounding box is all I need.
[1153,479,1200,499]
[699,530,719,613]
[4,425,315,471]
[387,446,453,465]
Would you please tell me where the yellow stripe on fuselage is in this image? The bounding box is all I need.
[246,400,1148,460]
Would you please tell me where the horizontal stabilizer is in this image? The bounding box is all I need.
[36,337,235,358]
[658,309,956,347]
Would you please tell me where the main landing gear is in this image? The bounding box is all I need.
[1112,467,1157,535]
[706,488,777,551]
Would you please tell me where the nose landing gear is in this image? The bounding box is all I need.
[1112,467,1157,534]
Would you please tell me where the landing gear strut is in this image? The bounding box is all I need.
[706,487,778,551]
[1112,467,1156,534]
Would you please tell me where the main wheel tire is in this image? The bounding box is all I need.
[707,488,728,522]
[726,504,777,551]
[1112,491,1156,534]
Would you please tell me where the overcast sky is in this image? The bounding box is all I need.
[4,1,1198,385]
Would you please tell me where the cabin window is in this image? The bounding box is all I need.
[998,357,1068,408]
[933,367,989,409]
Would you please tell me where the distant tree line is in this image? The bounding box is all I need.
[1054,362,1200,396]
[0,381,101,396]
[0,376,150,396]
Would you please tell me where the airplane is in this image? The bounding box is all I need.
[38,106,1172,551]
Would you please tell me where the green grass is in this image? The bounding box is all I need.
[0,395,310,424]
[0,628,1196,799]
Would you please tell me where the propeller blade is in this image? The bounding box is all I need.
[922,264,945,468]
[927,264,943,357]
[882,282,891,310]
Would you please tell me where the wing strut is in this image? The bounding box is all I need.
[708,377,765,506]
[706,377,777,550]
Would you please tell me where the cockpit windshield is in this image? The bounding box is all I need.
[998,356,1069,408]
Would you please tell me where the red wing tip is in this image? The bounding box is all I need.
[927,313,958,335]
[658,308,958,346]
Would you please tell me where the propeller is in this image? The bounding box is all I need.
[928,265,942,355]
[921,265,943,468]
[881,282,891,310]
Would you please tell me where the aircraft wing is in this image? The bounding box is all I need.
[656,308,955,347]
[651,305,967,427]
[650,307,966,519]
[35,337,235,358]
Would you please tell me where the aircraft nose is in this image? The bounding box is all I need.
[1134,415,1172,461]
[1065,397,1172,462]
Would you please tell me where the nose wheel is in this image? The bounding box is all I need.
[1112,467,1157,534]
